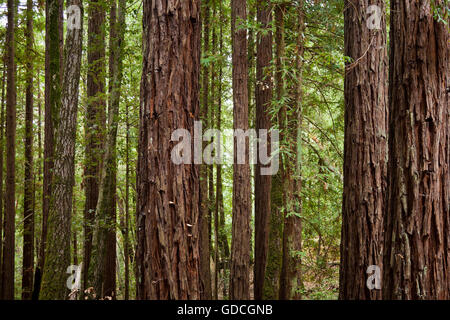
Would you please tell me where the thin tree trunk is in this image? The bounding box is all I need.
[124,103,130,300]
[208,0,218,299]
[136,0,202,300]
[72,195,78,300]
[0,0,16,300]
[73,195,78,266]
[276,3,292,301]
[247,3,255,128]
[22,0,35,300]
[0,55,6,298]
[290,2,305,300]
[279,2,306,301]
[230,0,251,300]
[40,0,83,300]
[383,0,449,300]
[37,69,42,181]
[32,69,42,300]
[254,0,273,301]
[264,2,285,300]
[92,0,125,299]
[84,0,107,292]
[199,0,212,300]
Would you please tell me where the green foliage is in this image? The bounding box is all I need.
[2,0,349,300]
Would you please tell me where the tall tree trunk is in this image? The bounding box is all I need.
[0,0,16,300]
[199,0,212,300]
[36,0,63,298]
[136,0,202,300]
[247,3,255,125]
[383,0,449,300]
[40,0,84,300]
[339,0,388,300]
[264,2,285,300]
[210,1,218,300]
[32,68,42,300]
[84,0,107,292]
[124,103,130,301]
[22,0,35,300]
[279,1,305,301]
[37,68,42,183]
[275,2,292,301]
[230,0,251,300]
[291,2,305,300]
[254,0,273,301]
[92,0,125,299]
[0,56,6,298]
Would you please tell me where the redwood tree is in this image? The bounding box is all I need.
[0,48,6,300]
[254,0,273,301]
[339,0,388,300]
[0,0,16,300]
[383,0,449,300]
[230,0,251,300]
[22,0,35,300]
[136,0,202,300]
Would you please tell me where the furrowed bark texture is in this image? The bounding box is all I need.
[339,0,388,300]
[40,0,83,300]
[254,0,273,301]
[137,0,202,300]
[84,0,106,291]
[230,0,251,300]
[38,0,62,284]
[383,0,449,300]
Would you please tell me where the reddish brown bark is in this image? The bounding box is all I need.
[383,0,449,300]
[230,0,251,300]
[22,0,35,300]
[254,0,273,301]
[0,0,16,300]
[339,0,388,300]
[0,52,6,298]
[137,0,202,300]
